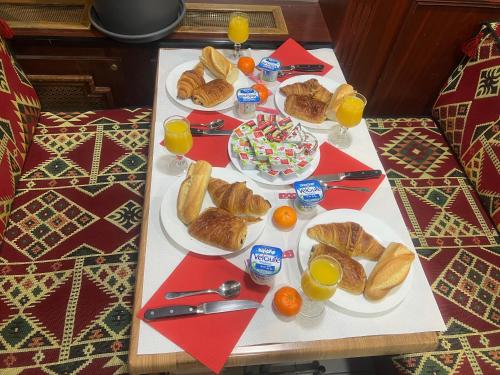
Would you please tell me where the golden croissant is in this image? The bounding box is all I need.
[192,79,234,107]
[177,63,205,99]
[307,222,384,260]
[188,208,247,251]
[207,178,271,218]
[284,94,327,123]
[279,78,322,97]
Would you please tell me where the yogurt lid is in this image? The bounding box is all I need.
[236,88,260,103]
[257,57,281,71]
[249,245,283,276]
[293,179,324,205]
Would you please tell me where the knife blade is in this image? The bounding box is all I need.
[311,170,382,183]
[190,128,233,136]
[144,299,262,320]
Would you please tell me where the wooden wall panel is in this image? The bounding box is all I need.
[370,2,500,116]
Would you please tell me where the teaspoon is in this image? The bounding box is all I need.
[190,119,224,130]
[323,184,371,193]
[164,280,241,300]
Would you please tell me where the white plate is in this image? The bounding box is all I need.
[298,209,415,315]
[275,75,342,130]
[165,60,250,112]
[227,134,321,186]
[160,167,268,256]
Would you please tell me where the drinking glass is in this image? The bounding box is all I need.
[300,255,342,318]
[163,116,193,175]
[329,92,367,149]
[228,12,249,60]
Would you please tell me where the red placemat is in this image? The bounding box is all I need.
[270,38,333,82]
[312,143,385,210]
[139,252,269,374]
[160,111,241,167]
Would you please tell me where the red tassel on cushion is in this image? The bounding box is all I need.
[0,18,14,39]
[461,32,483,58]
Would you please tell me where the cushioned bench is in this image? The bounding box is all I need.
[0,21,498,375]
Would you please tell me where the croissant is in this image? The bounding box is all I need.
[284,94,327,123]
[177,63,205,99]
[192,79,234,107]
[312,85,333,104]
[188,208,247,251]
[279,78,321,97]
[310,243,366,294]
[207,178,271,218]
[307,222,384,260]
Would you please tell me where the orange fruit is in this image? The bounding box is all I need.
[237,56,255,75]
[272,206,297,230]
[252,83,269,103]
[273,286,302,317]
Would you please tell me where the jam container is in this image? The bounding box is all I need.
[235,88,260,119]
[248,245,283,285]
[257,57,281,82]
[293,179,324,215]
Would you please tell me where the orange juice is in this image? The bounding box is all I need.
[336,95,366,128]
[228,14,249,44]
[301,257,342,301]
[164,119,193,155]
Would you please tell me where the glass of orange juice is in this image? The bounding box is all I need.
[329,92,367,149]
[300,255,342,318]
[163,116,193,175]
[228,12,249,60]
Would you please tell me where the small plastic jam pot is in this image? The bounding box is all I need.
[257,57,281,82]
[248,245,283,285]
[293,179,324,215]
[235,88,260,119]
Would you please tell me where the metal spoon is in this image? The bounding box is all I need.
[164,280,241,300]
[323,184,371,193]
[190,119,224,130]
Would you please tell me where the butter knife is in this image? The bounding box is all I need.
[144,299,262,320]
[312,170,382,183]
[190,128,233,136]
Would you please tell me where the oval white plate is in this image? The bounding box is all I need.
[297,209,415,315]
[227,131,321,186]
[275,75,342,130]
[160,167,269,256]
[166,60,249,112]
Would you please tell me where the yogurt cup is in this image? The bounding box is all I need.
[235,88,260,119]
[257,57,281,82]
[248,245,283,285]
[293,179,324,215]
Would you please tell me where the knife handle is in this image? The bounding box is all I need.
[144,305,198,320]
[294,64,324,71]
[344,170,382,180]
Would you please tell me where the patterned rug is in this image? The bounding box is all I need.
[367,118,499,375]
[0,108,151,374]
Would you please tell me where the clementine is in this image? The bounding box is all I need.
[273,286,302,317]
[252,83,269,103]
[272,206,297,230]
[237,56,255,75]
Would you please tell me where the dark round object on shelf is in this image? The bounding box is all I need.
[93,0,183,36]
[90,0,185,43]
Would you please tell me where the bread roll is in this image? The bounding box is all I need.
[177,160,212,224]
[364,242,415,301]
[200,46,239,84]
[326,83,355,120]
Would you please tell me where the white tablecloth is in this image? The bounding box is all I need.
[137,48,445,355]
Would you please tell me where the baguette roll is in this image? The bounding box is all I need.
[177,160,212,224]
[364,242,415,301]
[325,83,355,120]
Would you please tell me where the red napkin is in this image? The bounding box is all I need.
[160,111,241,167]
[270,38,333,82]
[312,143,385,210]
[139,252,269,374]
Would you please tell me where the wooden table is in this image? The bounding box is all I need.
[128,47,441,375]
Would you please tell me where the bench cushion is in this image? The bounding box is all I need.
[0,37,41,244]
[432,22,500,231]
[367,118,499,375]
[0,107,150,374]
